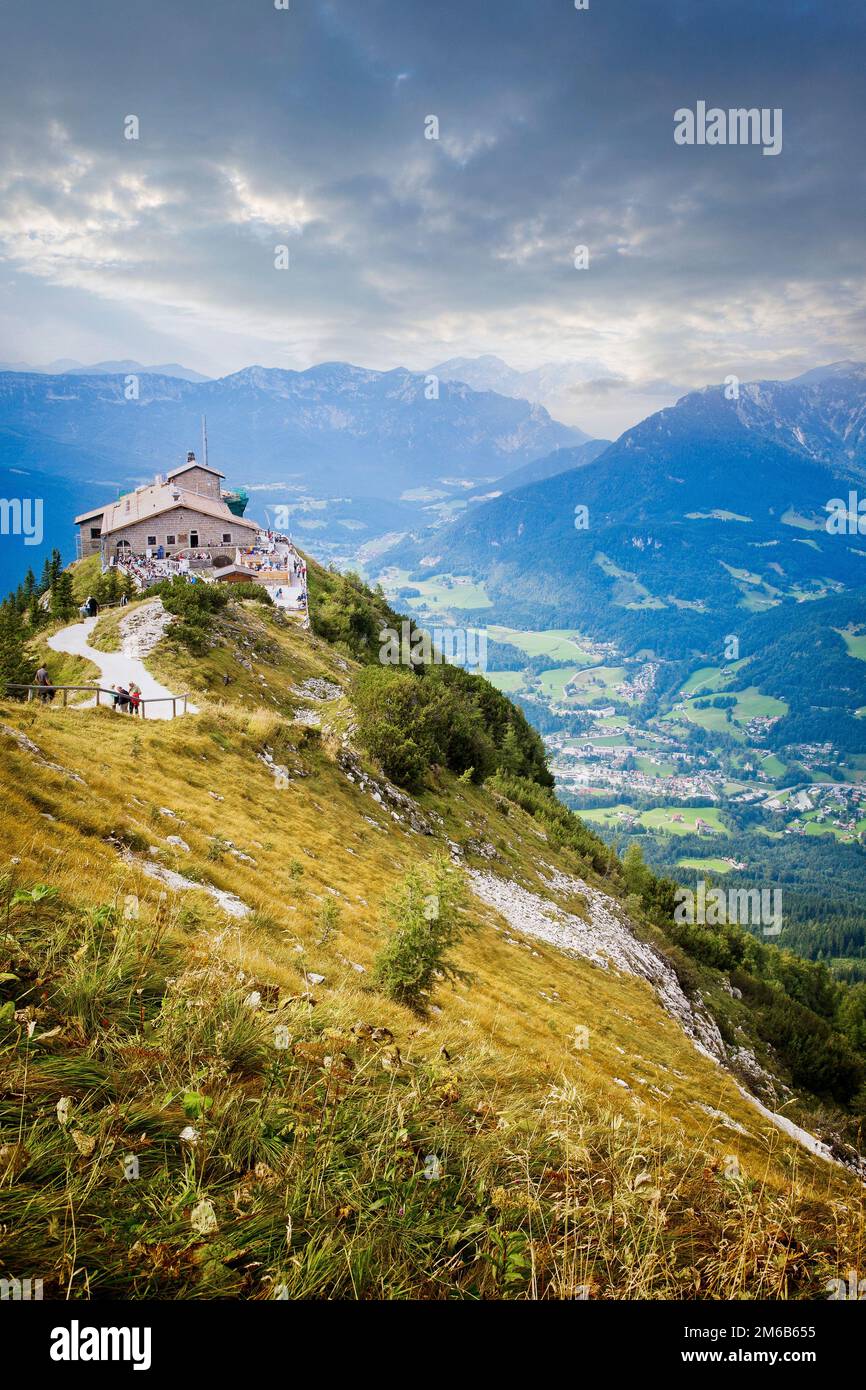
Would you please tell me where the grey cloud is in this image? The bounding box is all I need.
[0,0,863,435]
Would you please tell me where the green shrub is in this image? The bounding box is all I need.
[373,856,473,1012]
[230,583,274,605]
[353,665,552,792]
[144,577,230,654]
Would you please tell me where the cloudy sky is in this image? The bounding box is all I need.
[0,0,863,436]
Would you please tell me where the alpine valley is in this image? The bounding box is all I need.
[4,357,866,1301]
[370,361,866,976]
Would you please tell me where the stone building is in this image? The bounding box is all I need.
[75,453,259,563]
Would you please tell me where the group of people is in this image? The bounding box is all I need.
[114,552,185,587]
[111,682,143,714]
[232,534,308,613]
[33,663,144,714]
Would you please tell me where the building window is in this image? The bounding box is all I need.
[147,535,157,546]
[166,534,176,546]
[90,528,101,539]
[222,532,232,543]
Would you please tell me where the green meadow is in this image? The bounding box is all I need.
[676,856,738,874]
[488,626,596,662]
[580,804,728,837]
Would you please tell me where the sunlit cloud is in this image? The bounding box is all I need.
[0,0,862,435]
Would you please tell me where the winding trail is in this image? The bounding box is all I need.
[48,605,196,719]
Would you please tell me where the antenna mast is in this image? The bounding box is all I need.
[201,415,209,468]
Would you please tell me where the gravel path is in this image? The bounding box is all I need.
[47,602,196,719]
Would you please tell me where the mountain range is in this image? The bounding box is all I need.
[381,362,866,661]
[0,362,587,590]
[0,362,582,493]
[0,359,210,382]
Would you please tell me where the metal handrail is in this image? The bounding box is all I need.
[4,684,190,716]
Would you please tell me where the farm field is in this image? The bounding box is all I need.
[839,628,866,661]
[379,568,493,611]
[675,685,788,737]
[485,670,525,694]
[681,660,747,695]
[545,664,630,706]
[640,805,729,836]
[488,626,597,662]
[537,664,587,701]
[677,856,739,874]
[579,803,729,837]
[411,575,493,609]
[634,755,676,778]
[732,687,788,721]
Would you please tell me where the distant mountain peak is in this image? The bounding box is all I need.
[430,354,594,442]
[0,358,210,383]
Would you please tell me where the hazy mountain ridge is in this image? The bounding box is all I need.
[495,438,612,491]
[380,363,866,657]
[431,354,600,438]
[0,359,210,382]
[0,363,583,503]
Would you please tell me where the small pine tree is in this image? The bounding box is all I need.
[497,723,524,777]
[0,600,36,692]
[27,592,44,631]
[48,549,63,590]
[373,854,473,1012]
[622,841,649,898]
[50,571,76,622]
[39,558,52,595]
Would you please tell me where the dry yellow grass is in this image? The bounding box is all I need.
[0,578,863,1299]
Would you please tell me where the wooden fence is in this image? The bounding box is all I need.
[4,684,190,717]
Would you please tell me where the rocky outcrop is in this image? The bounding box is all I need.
[120,599,174,659]
[337,747,433,835]
[467,862,866,1180]
[468,864,726,1062]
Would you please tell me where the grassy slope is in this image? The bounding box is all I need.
[0,570,863,1299]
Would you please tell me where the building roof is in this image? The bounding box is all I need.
[76,480,258,535]
[166,459,225,481]
[212,564,261,581]
[75,503,107,523]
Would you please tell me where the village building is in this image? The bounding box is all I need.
[75,453,259,565]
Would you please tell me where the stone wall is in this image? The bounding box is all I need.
[96,507,255,557]
[168,466,222,500]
